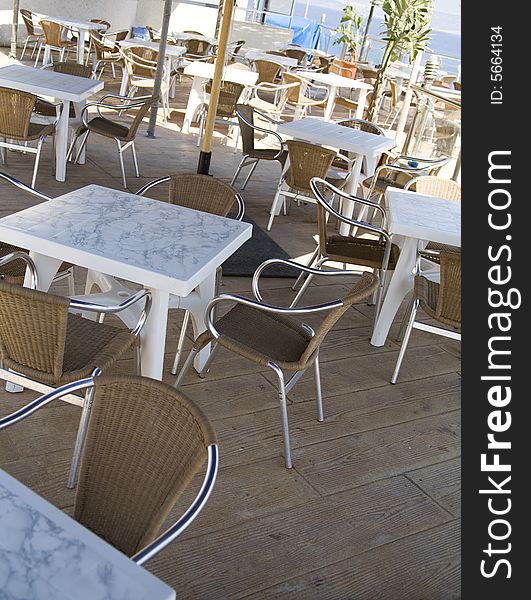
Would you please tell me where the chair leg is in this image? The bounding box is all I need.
[31,138,44,188]
[230,156,247,186]
[314,352,324,422]
[198,342,220,378]
[71,131,90,164]
[21,38,30,61]
[267,184,285,231]
[67,384,96,488]
[174,346,198,388]
[170,310,191,375]
[391,298,420,384]
[242,161,259,190]
[130,142,140,177]
[269,363,292,469]
[116,139,127,188]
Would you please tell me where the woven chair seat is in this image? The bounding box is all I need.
[0,243,73,285]
[325,235,400,270]
[78,117,130,141]
[2,313,137,386]
[35,97,76,119]
[249,148,288,163]
[195,303,314,370]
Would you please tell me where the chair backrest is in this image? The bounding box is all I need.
[73,375,216,557]
[0,282,69,382]
[39,19,66,47]
[252,59,282,84]
[337,117,385,136]
[204,80,245,117]
[0,87,35,139]
[267,50,287,57]
[20,9,37,36]
[124,95,159,140]
[405,175,461,200]
[301,271,379,363]
[185,38,212,56]
[90,19,111,41]
[230,40,245,56]
[285,48,307,64]
[53,61,93,79]
[146,25,160,41]
[316,55,333,73]
[453,81,461,91]
[235,103,256,155]
[124,46,158,78]
[168,174,244,218]
[282,72,303,103]
[285,140,336,193]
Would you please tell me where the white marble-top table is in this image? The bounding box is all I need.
[0,184,252,377]
[371,187,461,346]
[182,61,258,133]
[276,118,396,233]
[295,71,374,120]
[0,64,103,181]
[0,469,175,600]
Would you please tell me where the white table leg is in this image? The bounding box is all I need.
[76,29,85,65]
[324,85,337,121]
[182,76,205,133]
[43,45,51,67]
[370,236,417,346]
[186,271,216,372]
[356,88,368,119]
[139,288,169,380]
[54,99,70,181]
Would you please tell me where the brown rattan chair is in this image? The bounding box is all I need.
[282,72,328,118]
[0,172,74,291]
[19,9,44,61]
[252,59,283,84]
[0,374,218,565]
[0,87,55,187]
[231,104,287,189]
[36,19,77,67]
[68,94,158,188]
[196,80,245,148]
[175,260,378,468]
[88,31,125,79]
[247,80,300,120]
[330,117,385,174]
[290,177,400,322]
[135,174,245,374]
[285,48,308,65]
[0,252,151,488]
[182,38,214,60]
[391,250,461,383]
[267,140,349,230]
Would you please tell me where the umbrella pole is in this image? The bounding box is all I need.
[147,0,172,137]
[197,0,234,175]
[10,0,20,59]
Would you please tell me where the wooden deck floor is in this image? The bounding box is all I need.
[0,50,461,599]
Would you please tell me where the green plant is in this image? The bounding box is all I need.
[366,0,432,121]
[334,5,364,60]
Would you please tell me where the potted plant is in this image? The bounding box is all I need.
[333,5,363,78]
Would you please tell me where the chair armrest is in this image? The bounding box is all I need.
[135,175,172,196]
[80,97,152,125]
[0,171,52,202]
[132,443,219,565]
[0,251,39,289]
[69,289,152,335]
[0,377,95,430]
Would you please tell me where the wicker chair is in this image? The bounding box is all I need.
[196,80,245,148]
[182,38,214,61]
[391,250,461,384]
[0,374,218,564]
[0,172,75,291]
[285,48,308,65]
[19,9,44,61]
[89,32,125,79]
[0,87,55,188]
[282,72,328,118]
[331,117,385,174]
[231,104,287,189]
[134,174,245,374]
[36,19,77,67]
[68,94,158,188]
[290,177,400,321]
[267,140,350,231]
[0,252,151,488]
[251,59,283,84]
[175,260,378,468]
[247,80,299,120]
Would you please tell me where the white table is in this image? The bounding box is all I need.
[119,39,186,98]
[0,64,103,181]
[276,117,396,234]
[172,31,217,45]
[0,185,252,377]
[34,14,103,65]
[295,71,373,120]
[0,469,175,600]
[182,62,258,133]
[243,50,297,69]
[371,187,461,347]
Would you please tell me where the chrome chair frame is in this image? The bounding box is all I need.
[231,107,285,189]
[0,252,152,488]
[0,375,218,566]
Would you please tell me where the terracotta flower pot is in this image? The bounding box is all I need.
[334,58,357,79]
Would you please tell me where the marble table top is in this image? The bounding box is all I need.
[295,71,374,90]
[277,117,396,157]
[121,39,186,58]
[0,469,175,600]
[385,187,461,246]
[0,184,252,297]
[183,61,259,86]
[0,64,104,102]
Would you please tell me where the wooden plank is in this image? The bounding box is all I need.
[146,476,451,598]
[407,457,461,517]
[292,411,461,496]
[247,520,460,600]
